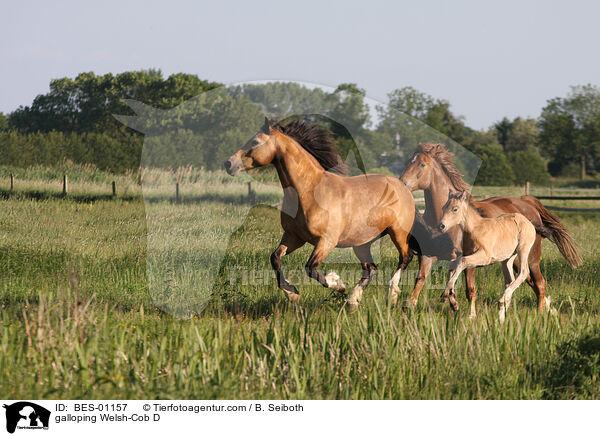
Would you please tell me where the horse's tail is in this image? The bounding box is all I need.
[409,210,455,258]
[522,195,583,268]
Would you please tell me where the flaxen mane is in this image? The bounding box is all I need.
[272,119,347,175]
[418,143,470,191]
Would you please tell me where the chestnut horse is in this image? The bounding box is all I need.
[224,118,415,311]
[400,143,582,317]
[439,191,538,323]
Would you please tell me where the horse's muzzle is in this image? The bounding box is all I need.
[223,158,242,176]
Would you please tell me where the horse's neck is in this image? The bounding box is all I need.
[273,135,325,209]
[424,169,452,225]
[462,205,484,235]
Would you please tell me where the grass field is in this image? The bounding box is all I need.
[1,164,600,399]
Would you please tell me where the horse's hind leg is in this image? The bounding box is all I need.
[386,228,413,307]
[465,267,477,318]
[527,237,549,312]
[270,232,305,302]
[346,243,377,311]
[502,254,517,286]
[499,252,531,324]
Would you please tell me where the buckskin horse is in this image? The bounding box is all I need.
[224,118,416,311]
[401,143,582,317]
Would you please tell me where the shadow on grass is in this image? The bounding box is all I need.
[0,188,279,206]
[0,189,138,204]
[529,325,600,399]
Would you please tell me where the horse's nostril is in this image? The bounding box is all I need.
[224,160,232,170]
[439,223,445,230]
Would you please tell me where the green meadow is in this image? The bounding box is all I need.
[1,165,600,399]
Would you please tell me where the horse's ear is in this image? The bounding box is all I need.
[262,117,272,133]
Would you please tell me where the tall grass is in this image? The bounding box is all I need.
[1,167,600,399]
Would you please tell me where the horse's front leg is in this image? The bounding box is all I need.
[270,232,305,302]
[444,251,490,312]
[405,255,436,308]
[305,237,344,292]
[442,262,465,312]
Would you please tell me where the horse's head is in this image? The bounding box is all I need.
[439,191,469,232]
[224,117,278,175]
[400,149,438,191]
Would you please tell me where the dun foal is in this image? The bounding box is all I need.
[439,192,540,323]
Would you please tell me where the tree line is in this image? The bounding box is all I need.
[1,69,599,185]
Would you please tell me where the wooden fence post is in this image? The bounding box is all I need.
[525,181,530,196]
[10,173,14,194]
[63,174,68,196]
[176,182,181,203]
[111,181,116,197]
[247,181,254,202]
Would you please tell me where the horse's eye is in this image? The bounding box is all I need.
[452,207,458,213]
[419,163,426,168]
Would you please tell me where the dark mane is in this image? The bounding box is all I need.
[272,119,347,175]
[417,143,470,191]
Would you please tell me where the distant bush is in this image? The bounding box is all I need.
[509,148,550,185]
[0,131,142,173]
[559,161,583,178]
[473,144,516,186]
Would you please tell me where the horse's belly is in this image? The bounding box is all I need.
[336,228,383,248]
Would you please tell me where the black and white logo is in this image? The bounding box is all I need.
[3,402,50,434]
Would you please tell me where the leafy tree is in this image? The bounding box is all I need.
[495,117,539,153]
[229,82,330,117]
[0,112,7,131]
[464,130,515,185]
[539,84,600,180]
[9,70,220,135]
[328,83,370,133]
[376,87,435,155]
[384,86,434,120]
[423,100,468,144]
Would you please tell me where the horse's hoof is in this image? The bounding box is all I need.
[448,297,459,312]
[285,292,300,303]
[544,296,552,312]
[325,272,346,292]
[346,300,359,313]
[402,299,417,309]
[387,296,398,308]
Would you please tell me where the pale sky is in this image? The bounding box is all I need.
[2,0,599,129]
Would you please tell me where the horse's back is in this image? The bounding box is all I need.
[475,196,540,223]
[474,213,534,260]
